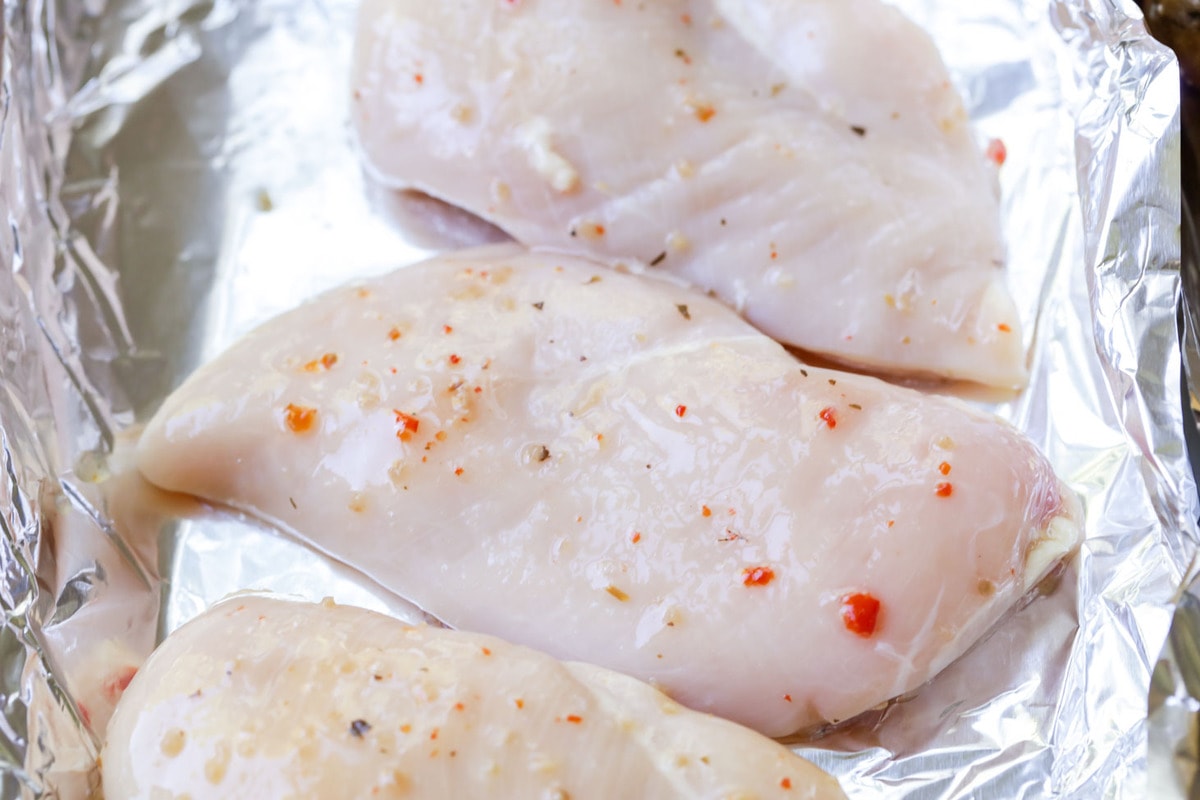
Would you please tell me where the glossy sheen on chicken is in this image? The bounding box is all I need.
[136,246,1080,736]
[103,596,846,799]
[350,0,1025,387]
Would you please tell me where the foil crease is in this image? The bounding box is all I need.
[0,0,1194,798]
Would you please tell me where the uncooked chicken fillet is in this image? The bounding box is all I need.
[136,246,1081,736]
[103,596,846,799]
[350,0,1025,388]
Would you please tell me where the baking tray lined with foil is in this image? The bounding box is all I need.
[0,0,1193,797]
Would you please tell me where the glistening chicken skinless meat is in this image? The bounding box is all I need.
[103,596,847,799]
[350,0,1024,387]
[135,246,1081,736]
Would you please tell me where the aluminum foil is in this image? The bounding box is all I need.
[0,0,1192,797]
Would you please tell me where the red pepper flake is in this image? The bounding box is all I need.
[939,461,952,476]
[840,592,881,637]
[454,702,464,711]
[986,137,1007,167]
[887,520,895,528]
[702,505,712,517]
[783,694,792,703]
[285,403,317,433]
[515,698,525,709]
[936,482,954,498]
[997,323,1012,333]
[742,566,775,587]
[781,777,792,790]
[449,354,461,365]
[675,404,687,418]
[394,410,420,441]
[694,103,716,123]
[443,325,454,334]
[770,250,778,260]
[818,407,837,429]
[474,386,482,393]
[303,353,338,372]
[388,327,402,341]
[430,729,439,741]
[481,647,492,656]
[414,73,424,85]
[566,714,583,724]
[631,531,642,543]
[401,724,412,733]
[436,431,447,442]
[102,665,138,701]
[681,12,692,24]
[454,467,464,476]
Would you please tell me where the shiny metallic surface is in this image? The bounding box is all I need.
[0,0,1191,798]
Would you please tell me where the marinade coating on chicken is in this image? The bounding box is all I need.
[136,246,1080,736]
[103,596,846,799]
[350,0,1025,388]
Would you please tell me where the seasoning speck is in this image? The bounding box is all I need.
[675,303,690,320]
[284,403,317,434]
[650,251,667,266]
[350,719,371,738]
[850,125,867,137]
[605,585,630,602]
[742,566,775,587]
[533,301,544,310]
[840,592,881,637]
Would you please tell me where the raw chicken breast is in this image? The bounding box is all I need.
[136,246,1080,736]
[103,596,846,799]
[350,0,1024,387]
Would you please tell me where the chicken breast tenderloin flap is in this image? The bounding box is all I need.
[136,246,1081,736]
[103,597,846,799]
[350,0,1026,388]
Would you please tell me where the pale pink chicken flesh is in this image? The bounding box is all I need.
[135,246,1080,736]
[103,596,846,799]
[350,0,1025,387]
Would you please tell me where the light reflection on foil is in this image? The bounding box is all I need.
[0,0,1193,797]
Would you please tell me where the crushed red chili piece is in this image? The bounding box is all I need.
[454,702,464,711]
[388,327,402,341]
[481,647,491,656]
[841,592,881,637]
[986,137,1007,166]
[430,729,439,741]
[694,103,716,122]
[449,354,461,365]
[702,505,712,517]
[742,566,775,587]
[781,777,792,790]
[566,714,583,724]
[515,698,525,709]
[414,73,424,85]
[394,410,419,441]
[936,482,953,497]
[997,323,1012,333]
[819,407,837,428]
[443,325,453,334]
[938,461,951,476]
[285,403,317,433]
[631,532,642,543]
[675,404,687,418]
[454,467,464,476]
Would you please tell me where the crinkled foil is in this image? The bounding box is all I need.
[0,0,1192,797]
